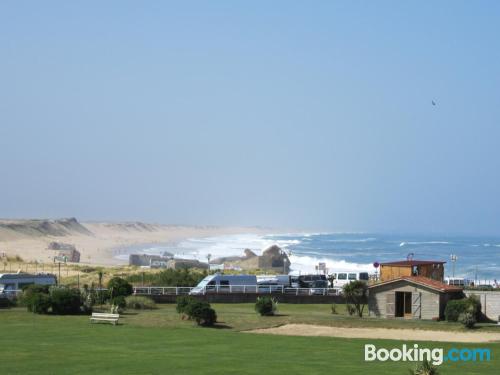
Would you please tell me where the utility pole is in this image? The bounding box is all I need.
[450,254,458,278]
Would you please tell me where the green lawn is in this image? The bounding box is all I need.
[0,305,498,374]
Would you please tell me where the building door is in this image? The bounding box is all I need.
[395,291,412,318]
[412,292,422,319]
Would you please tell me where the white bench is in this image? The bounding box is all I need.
[90,313,120,325]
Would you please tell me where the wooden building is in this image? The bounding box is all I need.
[368,276,463,319]
[379,260,445,282]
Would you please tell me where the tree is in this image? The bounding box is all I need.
[342,280,368,318]
[107,277,133,299]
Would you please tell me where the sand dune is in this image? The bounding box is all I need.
[0,218,266,266]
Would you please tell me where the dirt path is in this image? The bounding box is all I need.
[247,324,500,343]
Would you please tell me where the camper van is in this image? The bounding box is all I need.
[444,277,472,288]
[189,274,257,295]
[0,273,57,296]
[330,272,369,288]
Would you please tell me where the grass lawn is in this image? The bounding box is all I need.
[0,304,499,374]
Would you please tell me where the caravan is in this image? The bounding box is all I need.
[189,274,257,295]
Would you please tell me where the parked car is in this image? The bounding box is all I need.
[310,280,329,295]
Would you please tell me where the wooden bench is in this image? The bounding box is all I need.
[90,313,120,325]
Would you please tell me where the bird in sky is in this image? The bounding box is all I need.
[432,100,436,106]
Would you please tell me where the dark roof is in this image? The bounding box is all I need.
[369,276,463,293]
[380,260,446,267]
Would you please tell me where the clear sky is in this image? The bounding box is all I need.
[1,1,499,234]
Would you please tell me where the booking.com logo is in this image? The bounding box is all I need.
[365,344,491,366]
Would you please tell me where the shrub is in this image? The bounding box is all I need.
[125,295,156,310]
[50,288,82,315]
[445,296,481,322]
[28,292,51,314]
[107,277,133,299]
[255,296,277,316]
[112,295,127,308]
[331,303,338,314]
[21,285,51,314]
[346,304,356,316]
[460,312,476,329]
[410,359,439,375]
[176,296,196,314]
[0,297,12,309]
[184,300,217,326]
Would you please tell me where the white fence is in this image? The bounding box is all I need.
[132,285,342,296]
[1,286,342,298]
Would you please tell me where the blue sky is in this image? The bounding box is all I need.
[1,1,499,234]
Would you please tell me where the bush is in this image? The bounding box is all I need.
[184,300,217,326]
[107,277,133,298]
[111,295,127,309]
[28,292,52,314]
[460,312,476,329]
[255,296,277,316]
[125,295,156,310]
[445,296,481,322]
[330,303,338,314]
[0,297,12,309]
[346,304,356,316]
[410,359,439,375]
[176,296,196,314]
[50,288,82,315]
[21,285,51,314]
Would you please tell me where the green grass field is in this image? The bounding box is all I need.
[1,304,498,374]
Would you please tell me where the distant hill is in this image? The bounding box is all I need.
[0,217,93,240]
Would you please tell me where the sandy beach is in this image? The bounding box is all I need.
[0,219,267,266]
[248,324,500,343]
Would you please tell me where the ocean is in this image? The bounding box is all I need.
[116,233,500,281]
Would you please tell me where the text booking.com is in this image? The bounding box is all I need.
[365,344,491,366]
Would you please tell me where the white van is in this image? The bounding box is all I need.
[189,274,257,295]
[330,272,369,288]
[444,277,472,287]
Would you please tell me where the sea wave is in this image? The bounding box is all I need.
[400,241,451,247]
[288,254,373,273]
[327,237,376,243]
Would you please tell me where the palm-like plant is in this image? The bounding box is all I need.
[409,359,439,375]
[342,280,368,317]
